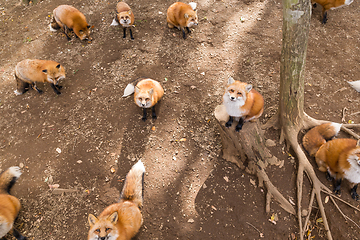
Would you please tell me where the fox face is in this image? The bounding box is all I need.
[185,12,198,28]
[42,64,66,85]
[88,212,119,240]
[118,11,132,27]
[77,25,91,41]
[223,78,252,107]
[135,87,153,108]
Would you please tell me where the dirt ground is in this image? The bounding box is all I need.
[0,0,359,239]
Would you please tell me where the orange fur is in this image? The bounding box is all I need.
[0,167,26,239]
[315,138,357,174]
[15,59,65,95]
[134,79,164,108]
[116,2,135,26]
[88,161,145,240]
[167,2,198,39]
[51,5,92,41]
[302,122,341,157]
[312,0,353,23]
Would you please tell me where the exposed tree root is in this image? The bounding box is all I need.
[214,105,295,215]
[261,112,359,240]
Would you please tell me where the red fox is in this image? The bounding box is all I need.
[303,123,360,200]
[88,160,145,240]
[110,2,135,40]
[312,0,353,24]
[14,59,66,95]
[0,166,27,240]
[167,2,198,39]
[122,78,164,121]
[223,77,264,131]
[50,5,92,41]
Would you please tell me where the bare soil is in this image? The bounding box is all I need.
[0,0,359,239]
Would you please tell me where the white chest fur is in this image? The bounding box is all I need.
[344,158,360,184]
[223,95,246,117]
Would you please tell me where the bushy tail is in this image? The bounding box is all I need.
[122,77,148,97]
[302,122,341,157]
[348,80,360,93]
[0,166,22,195]
[120,160,145,208]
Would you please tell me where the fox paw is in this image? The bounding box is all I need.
[225,121,232,128]
[235,125,243,132]
[142,117,147,122]
[56,85,63,90]
[351,192,359,200]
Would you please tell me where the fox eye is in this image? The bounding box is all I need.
[145,98,150,101]
[105,228,111,232]
[229,89,234,93]
[237,92,242,95]
[95,229,100,233]
[139,98,142,101]
[357,160,360,166]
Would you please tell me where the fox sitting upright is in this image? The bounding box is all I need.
[111,2,135,40]
[303,123,360,200]
[0,166,27,240]
[88,160,145,240]
[14,59,66,95]
[167,2,198,39]
[223,77,264,131]
[50,5,92,41]
[123,78,164,121]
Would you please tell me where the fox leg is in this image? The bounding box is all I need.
[333,178,342,195]
[142,108,147,121]
[12,228,27,240]
[350,184,359,200]
[181,27,186,39]
[151,106,157,119]
[186,27,191,34]
[326,171,334,181]
[50,83,61,95]
[129,28,134,40]
[15,75,30,95]
[225,116,233,128]
[31,83,43,94]
[322,10,328,24]
[235,118,245,132]
[123,27,127,39]
[63,25,72,40]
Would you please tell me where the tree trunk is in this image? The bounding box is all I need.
[279,0,311,137]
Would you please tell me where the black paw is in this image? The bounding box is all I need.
[326,171,333,181]
[56,85,63,90]
[131,37,134,40]
[235,125,243,132]
[225,121,232,128]
[351,192,359,200]
[333,188,341,196]
[152,114,157,120]
[38,90,43,94]
[56,91,61,95]
[142,117,147,122]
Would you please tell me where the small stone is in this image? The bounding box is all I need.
[188,218,195,223]
[265,139,276,147]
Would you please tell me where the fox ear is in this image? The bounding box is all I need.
[135,86,140,93]
[108,211,118,224]
[128,10,132,15]
[228,77,235,85]
[184,13,189,19]
[245,84,253,92]
[42,69,47,73]
[148,88,154,95]
[88,214,98,227]
[56,64,61,69]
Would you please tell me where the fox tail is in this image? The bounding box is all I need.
[120,160,145,208]
[302,122,341,157]
[0,166,22,195]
